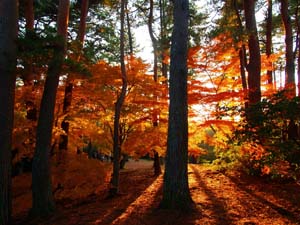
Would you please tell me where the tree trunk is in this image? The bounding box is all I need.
[31,0,70,217]
[148,0,158,81]
[22,0,35,84]
[152,110,161,176]
[0,1,18,224]
[59,82,73,152]
[25,0,34,30]
[119,154,129,169]
[78,0,89,46]
[233,0,248,107]
[298,34,300,96]
[160,0,193,211]
[244,0,261,106]
[295,2,300,96]
[159,0,168,78]
[266,0,273,85]
[280,0,295,95]
[153,151,161,176]
[125,0,133,54]
[239,47,248,92]
[110,0,127,197]
[59,0,89,153]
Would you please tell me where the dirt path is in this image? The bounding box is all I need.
[12,161,300,225]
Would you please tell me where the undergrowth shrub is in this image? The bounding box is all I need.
[52,151,112,200]
[229,91,300,180]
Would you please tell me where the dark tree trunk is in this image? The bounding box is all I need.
[110,0,127,197]
[298,34,300,96]
[280,0,295,95]
[25,0,34,30]
[119,154,129,169]
[233,0,248,107]
[152,111,161,176]
[288,119,299,140]
[22,0,35,84]
[244,0,261,106]
[148,0,158,81]
[0,1,18,224]
[59,82,73,152]
[150,0,162,175]
[160,0,193,211]
[125,0,133,54]
[153,151,161,176]
[295,1,300,96]
[59,0,89,152]
[266,0,273,85]
[159,0,168,78]
[31,0,70,217]
[78,0,89,46]
[239,46,248,92]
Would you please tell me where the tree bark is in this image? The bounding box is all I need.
[25,0,34,30]
[78,0,89,46]
[159,0,168,78]
[266,0,273,85]
[148,0,158,81]
[295,1,300,96]
[153,150,161,176]
[160,0,193,211]
[59,82,73,152]
[119,154,129,169]
[298,30,300,96]
[0,1,18,224]
[125,0,133,54]
[233,0,248,106]
[110,0,127,196]
[59,0,89,152]
[31,0,70,217]
[243,0,261,105]
[280,0,295,95]
[22,0,35,85]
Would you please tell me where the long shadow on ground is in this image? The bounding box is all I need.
[12,168,158,225]
[224,173,300,224]
[190,164,233,225]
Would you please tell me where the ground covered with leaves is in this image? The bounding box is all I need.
[12,160,300,225]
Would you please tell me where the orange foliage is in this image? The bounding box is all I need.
[64,56,169,158]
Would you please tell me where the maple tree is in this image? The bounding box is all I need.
[110,0,128,196]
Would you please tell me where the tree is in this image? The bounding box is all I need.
[243,0,261,124]
[160,0,193,210]
[266,0,273,85]
[280,0,295,95]
[0,2,18,224]
[110,0,128,196]
[159,0,169,78]
[148,0,159,81]
[59,0,89,152]
[296,0,300,95]
[31,0,70,217]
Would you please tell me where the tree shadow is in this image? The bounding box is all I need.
[224,173,300,223]
[114,174,202,225]
[110,174,164,225]
[190,165,233,225]
[12,168,159,225]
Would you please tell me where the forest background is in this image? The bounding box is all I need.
[1,0,300,224]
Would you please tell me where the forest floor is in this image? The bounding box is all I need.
[12,159,300,225]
